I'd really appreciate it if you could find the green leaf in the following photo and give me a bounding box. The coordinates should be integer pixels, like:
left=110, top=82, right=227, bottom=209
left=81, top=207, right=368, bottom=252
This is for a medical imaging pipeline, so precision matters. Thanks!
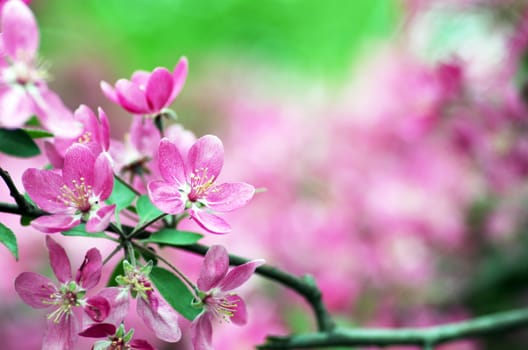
left=0, top=223, right=18, bottom=260
left=107, top=259, right=125, bottom=287
left=23, top=129, right=54, bottom=139
left=0, top=128, right=40, bottom=157
left=150, top=266, right=202, bottom=321
left=61, top=224, right=107, bottom=238
left=144, top=229, right=203, bottom=246
left=136, top=195, right=163, bottom=225
left=107, top=177, right=136, bottom=213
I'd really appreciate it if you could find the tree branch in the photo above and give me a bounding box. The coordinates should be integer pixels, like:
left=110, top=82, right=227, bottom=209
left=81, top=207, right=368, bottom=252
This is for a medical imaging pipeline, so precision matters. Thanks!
left=0, top=167, right=34, bottom=213
left=257, top=306, right=528, bottom=349
left=2, top=168, right=528, bottom=349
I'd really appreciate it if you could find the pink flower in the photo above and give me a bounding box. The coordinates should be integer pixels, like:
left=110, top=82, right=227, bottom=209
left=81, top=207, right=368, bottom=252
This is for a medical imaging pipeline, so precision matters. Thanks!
left=148, top=136, right=255, bottom=233
left=14, top=236, right=109, bottom=350
left=22, top=143, right=115, bottom=233
left=44, top=104, right=111, bottom=169
left=0, top=0, right=81, bottom=137
left=191, top=245, right=264, bottom=350
left=80, top=323, right=156, bottom=350
left=101, top=57, right=188, bottom=115
left=112, top=261, right=182, bottom=343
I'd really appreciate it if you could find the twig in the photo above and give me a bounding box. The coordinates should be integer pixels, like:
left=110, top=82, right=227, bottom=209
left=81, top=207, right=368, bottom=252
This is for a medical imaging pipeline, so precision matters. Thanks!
left=129, top=213, right=167, bottom=238
left=0, top=167, right=34, bottom=213
left=257, top=307, right=528, bottom=348
left=103, top=244, right=123, bottom=265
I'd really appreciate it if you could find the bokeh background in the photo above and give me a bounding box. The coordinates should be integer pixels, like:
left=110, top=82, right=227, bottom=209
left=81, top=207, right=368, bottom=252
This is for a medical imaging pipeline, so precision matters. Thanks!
left=3, top=0, right=528, bottom=349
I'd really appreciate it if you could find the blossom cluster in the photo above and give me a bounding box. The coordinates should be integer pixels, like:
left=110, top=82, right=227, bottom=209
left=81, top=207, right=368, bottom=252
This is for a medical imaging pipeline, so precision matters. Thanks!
left=0, top=1, right=264, bottom=349
left=1, top=0, right=528, bottom=348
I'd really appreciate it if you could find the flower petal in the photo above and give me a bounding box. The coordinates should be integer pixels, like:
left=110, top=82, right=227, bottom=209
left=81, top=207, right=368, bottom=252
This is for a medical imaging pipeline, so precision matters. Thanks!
left=100, top=80, right=119, bottom=104
left=92, top=152, right=114, bottom=200
left=22, top=168, right=66, bottom=212
left=197, top=245, right=229, bottom=291
left=115, top=79, right=149, bottom=114
left=46, top=236, right=72, bottom=283
left=227, top=294, right=247, bottom=326
left=130, top=339, right=156, bottom=350
left=165, top=123, right=196, bottom=157
left=130, top=115, right=160, bottom=155
left=98, top=107, right=111, bottom=151
left=14, top=272, right=57, bottom=309
left=137, top=294, right=181, bottom=342
left=42, top=315, right=78, bottom=350
left=130, top=70, right=150, bottom=86
left=31, top=214, right=80, bottom=234
left=219, top=259, right=264, bottom=291
left=206, top=182, right=255, bottom=212
left=191, top=313, right=213, bottom=350
left=86, top=204, right=115, bottom=233
left=33, top=88, right=83, bottom=138
left=84, top=295, right=110, bottom=323
left=78, top=323, right=116, bottom=338
left=94, top=287, right=130, bottom=326
left=73, top=104, right=107, bottom=155
left=75, top=247, right=102, bottom=289
left=2, top=0, right=39, bottom=60
left=190, top=208, right=231, bottom=234
left=187, top=135, right=224, bottom=181
left=146, top=67, right=174, bottom=112
left=147, top=180, right=185, bottom=214
left=157, top=138, right=186, bottom=185
left=169, top=57, right=188, bottom=103
left=62, top=143, right=96, bottom=188
left=44, top=141, right=65, bottom=169
left=0, top=86, right=34, bottom=128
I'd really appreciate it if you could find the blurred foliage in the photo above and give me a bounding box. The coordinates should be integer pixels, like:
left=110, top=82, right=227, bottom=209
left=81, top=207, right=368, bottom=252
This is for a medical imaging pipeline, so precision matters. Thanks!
left=34, top=0, right=398, bottom=79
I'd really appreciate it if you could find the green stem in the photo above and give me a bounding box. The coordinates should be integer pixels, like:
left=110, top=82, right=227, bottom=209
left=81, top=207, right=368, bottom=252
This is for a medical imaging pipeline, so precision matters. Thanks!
left=125, top=241, right=136, bottom=266
left=257, top=307, right=528, bottom=349
left=132, top=242, right=198, bottom=293
left=129, top=213, right=167, bottom=238
left=174, top=212, right=189, bottom=228
left=154, top=114, right=164, bottom=136
left=115, top=174, right=141, bottom=196
left=103, top=244, right=123, bottom=265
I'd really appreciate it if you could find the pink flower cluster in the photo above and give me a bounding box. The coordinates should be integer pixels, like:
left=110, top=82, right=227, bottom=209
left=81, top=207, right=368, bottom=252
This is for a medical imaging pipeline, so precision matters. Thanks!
left=3, top=1, right=261, bottom=349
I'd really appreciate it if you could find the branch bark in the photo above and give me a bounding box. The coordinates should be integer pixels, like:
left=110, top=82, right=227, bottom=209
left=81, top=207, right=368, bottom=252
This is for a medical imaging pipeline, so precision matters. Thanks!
left=257, top=307, right=528, bottom=349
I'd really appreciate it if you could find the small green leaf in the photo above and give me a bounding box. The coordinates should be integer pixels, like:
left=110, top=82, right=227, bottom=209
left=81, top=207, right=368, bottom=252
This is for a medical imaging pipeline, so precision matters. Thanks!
left=144, top=229, right=203, bottom=246
left=25, top=116, right=40, bottom=127
left=136, top=195, right=163, bottom=225
left=23, top=129, right=54, bottom=139
left=0, top=223, right=18, bottom=260
left=107, top=177, right=136, bottom=213
left=0, top=128, right=40, bottom=157
left=107, top=259, right=125, bottom=287
left=61, top=224, right=107, bottom=238
left=150, top=266, right=202, bottom=321
left=20, top=216, right=33, bottom=226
